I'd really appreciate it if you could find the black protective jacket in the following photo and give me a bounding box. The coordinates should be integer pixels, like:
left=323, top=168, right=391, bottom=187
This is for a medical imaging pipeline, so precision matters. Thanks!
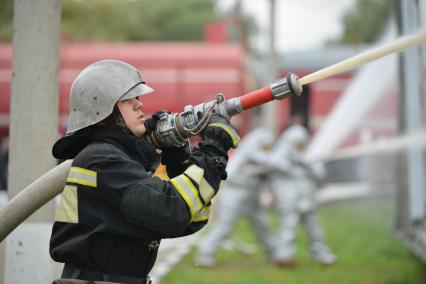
left=50, top=128, right=226, bottom=278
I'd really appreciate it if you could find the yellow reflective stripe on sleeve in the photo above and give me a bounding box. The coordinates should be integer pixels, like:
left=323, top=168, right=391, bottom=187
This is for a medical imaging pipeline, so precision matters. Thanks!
left=184, top=165, right=204, bottom=182
left=193, top=205, right=211, bottom=222
left=208, top=122, right=240, bottom=148
left=170, top=175, right=203, bottom=220
left=67, top=167, right=97, bottom=187
left=199, top=178, right=215, bottom=203
left=184, top=165, right=216, bottom=203
left=55, top=185, right=78, bottom=223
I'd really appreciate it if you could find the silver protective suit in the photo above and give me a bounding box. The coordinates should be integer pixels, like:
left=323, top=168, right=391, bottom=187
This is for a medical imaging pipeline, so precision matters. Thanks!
left=195, top=128, right=275, bottom=266
left=268, top=125, right=336, bottom=264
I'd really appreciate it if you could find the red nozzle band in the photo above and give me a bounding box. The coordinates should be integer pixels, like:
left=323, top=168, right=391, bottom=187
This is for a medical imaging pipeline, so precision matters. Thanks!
left=240, top=87, right=274, bottom=110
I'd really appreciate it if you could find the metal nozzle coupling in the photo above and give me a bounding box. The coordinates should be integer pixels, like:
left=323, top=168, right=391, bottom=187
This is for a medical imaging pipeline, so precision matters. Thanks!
left=270, top=72, right=303, bottom=100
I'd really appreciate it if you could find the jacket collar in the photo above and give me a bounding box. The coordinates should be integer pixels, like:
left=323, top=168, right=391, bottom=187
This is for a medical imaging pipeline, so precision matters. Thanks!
left=90, top=128, right=160, bottom=172
left=52, top=127, right=160, bottom=172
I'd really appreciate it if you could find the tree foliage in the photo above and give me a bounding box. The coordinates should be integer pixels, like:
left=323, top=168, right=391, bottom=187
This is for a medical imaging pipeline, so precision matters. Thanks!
left=62, top=0, right=218, bottom=41
left=336, top=0, right=396, bottom=44
left=0, top=0, right=219, bottom=42
left=0, top=0, right=13, bottom=41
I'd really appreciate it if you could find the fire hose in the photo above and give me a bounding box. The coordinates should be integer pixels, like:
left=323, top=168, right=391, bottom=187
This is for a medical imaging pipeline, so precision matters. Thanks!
left=0, top=29, right=425, bottom=242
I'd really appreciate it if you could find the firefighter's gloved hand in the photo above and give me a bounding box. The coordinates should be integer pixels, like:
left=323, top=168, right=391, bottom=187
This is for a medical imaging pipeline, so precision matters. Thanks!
left=161, top=140, right=191, bottom=167
left=161, top=141, right=192, bottom=178
left=201, top=114, right=240, bottom=151
left=144, top=110, right=171, bottom=134
left=194, top=114, right=239, bottom=182
left=190, top=145, right=228, bottom=183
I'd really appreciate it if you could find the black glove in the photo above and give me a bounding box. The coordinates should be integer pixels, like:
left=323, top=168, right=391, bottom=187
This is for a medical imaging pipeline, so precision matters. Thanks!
left=161, top=141, right=191, bottom=166
left=200, top=114, right=240, bottom=152
left=161, top=141, right=192, bottom=178
left=144, top=110, right=171, bottom=134
left=190, top=145, right=228, bottom=185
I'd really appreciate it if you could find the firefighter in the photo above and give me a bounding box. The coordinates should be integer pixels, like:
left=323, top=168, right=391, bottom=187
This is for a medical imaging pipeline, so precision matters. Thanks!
left=268, top=123, right=336, bottom=267
left=49, top=59, right=240, bottom=283
left=195, top=127, right=275, bottom=267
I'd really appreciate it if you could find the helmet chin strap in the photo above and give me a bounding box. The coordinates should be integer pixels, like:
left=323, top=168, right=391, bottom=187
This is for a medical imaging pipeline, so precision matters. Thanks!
left=103, top=106, right=135, bottom=137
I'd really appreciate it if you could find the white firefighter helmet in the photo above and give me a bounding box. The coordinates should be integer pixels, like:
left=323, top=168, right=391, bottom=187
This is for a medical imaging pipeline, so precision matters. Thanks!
left=67, top=59, right=154, bottom=134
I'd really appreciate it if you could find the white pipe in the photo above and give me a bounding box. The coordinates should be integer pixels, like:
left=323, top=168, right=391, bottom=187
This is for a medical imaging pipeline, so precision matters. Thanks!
left=327, top=132, right=426, bottom=161
left=0, top=160, right=71, bottom=242
left=298, top=29, right=426, bottom=86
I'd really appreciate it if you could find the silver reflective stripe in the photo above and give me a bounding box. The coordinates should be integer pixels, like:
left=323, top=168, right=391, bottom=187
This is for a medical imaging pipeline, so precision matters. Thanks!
left=67, top=167, right=97, bottom=187
left=170, top=175, right=203, bottom=219
left=184, top=165, right=216, bottom=203
left=174, top=176, right=202, bottom=212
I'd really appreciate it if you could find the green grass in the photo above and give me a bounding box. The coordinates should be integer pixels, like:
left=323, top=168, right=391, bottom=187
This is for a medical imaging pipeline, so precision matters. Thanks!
left=162, top=197, right=426, bottom=284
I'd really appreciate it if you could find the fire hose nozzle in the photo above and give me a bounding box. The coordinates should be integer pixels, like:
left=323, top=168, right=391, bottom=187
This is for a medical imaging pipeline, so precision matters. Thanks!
left=270, top=72, right=303, bottom=100
left=146, top=72, right=304, bottom=148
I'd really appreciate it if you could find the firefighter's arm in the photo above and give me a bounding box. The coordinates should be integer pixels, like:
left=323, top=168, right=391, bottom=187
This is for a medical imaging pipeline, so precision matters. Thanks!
left=167, top=114, right=240, bottom=227
left=90, top=149, right=189, bottom=237
left=118, top=114, right=239, bottom=237
left=118, top=151, right=223, bottom=237
left=168, top=114, right=240, bottom=233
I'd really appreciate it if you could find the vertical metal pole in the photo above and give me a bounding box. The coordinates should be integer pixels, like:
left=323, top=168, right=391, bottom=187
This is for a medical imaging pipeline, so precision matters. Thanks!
left=399, top=0, right=425, bottom=222
left=262, top=0, right=279, bottom=134
left=0, top=240, right=3, bottom=284
left=5, top=0, right=61, bottom=283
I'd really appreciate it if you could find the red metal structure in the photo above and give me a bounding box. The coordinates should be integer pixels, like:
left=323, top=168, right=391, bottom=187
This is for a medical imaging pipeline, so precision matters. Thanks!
left=0, top=43, right=392, bottom=146
left=0, top=42, right=246, bottom=138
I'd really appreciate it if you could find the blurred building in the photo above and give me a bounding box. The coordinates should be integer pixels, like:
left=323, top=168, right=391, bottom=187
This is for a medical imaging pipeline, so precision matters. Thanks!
left=0, top=37, right=391, bottom=149
left=0, top=41, right=249, bottom=138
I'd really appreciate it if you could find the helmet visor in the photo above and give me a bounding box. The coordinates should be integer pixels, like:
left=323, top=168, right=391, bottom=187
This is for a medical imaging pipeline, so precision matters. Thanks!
left=120, top=83, right=154, bottom=101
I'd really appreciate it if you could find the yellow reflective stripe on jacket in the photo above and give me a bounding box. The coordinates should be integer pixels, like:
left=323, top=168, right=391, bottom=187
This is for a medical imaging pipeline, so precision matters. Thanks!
left=170, top=175, right=203, bottom=220
left=193, top=205, right=211, bottom=222
left=184, top=165, right=216, bottom=203
left=208, top=122, right=240, bottom=148
left=55, top=185, right=78, bottom=223
left=67, top=167, right=97, bottom=187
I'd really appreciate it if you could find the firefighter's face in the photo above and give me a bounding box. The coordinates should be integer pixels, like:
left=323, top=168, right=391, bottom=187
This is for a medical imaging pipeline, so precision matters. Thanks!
left=116, top=96, right=146, bottom=138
